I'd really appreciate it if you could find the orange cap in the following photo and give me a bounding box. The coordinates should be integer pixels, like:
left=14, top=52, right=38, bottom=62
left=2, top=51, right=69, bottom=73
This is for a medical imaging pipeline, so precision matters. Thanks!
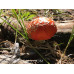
left=27, top=17, right=57, bottom=40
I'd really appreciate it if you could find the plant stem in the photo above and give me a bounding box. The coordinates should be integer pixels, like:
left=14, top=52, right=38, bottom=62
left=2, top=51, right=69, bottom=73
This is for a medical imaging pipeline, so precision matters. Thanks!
left=64, top=25, right=74, bottom=55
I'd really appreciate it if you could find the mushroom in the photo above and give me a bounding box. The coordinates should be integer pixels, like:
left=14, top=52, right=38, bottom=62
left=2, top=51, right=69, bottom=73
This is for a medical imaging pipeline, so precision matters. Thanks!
left=26, top=17, right=57, bottom=40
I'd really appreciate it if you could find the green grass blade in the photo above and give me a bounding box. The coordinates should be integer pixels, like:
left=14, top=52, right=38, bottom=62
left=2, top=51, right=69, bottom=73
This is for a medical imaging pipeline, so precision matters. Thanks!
left=0, top=9, right=50, bottom=64
left=0, top=17, right=26, bottom=39
left=64, top=25, right=74, bottom=55
left=22, top=12, right=30, bottom=18
left=11, top=9, right=28, bottom=40
left=18, top=9, right=29, bottom=40
left=26, top=14, right=36, bottom=21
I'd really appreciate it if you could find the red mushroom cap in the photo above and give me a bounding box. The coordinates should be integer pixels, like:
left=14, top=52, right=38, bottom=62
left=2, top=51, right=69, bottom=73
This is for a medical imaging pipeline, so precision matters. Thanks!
left=27, top=17, right=57, bottom=40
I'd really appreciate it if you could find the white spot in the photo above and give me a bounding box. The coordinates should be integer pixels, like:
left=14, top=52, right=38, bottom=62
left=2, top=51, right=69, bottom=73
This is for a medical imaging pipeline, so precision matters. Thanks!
left=39, top=17, right=48, bottom=23
left=34, top=21, right=36, bottom=24
left=36, top=23, right=39, bottom=25
left=51, top=22, right=54, bottom=25
left=39, top=21, right=42, bottom=23
left=47, top=21, right=50, bottom=24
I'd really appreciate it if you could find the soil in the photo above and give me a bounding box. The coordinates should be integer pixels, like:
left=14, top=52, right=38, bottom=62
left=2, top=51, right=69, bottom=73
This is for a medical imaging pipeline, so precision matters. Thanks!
left=0, top=9, right=74, bottom=64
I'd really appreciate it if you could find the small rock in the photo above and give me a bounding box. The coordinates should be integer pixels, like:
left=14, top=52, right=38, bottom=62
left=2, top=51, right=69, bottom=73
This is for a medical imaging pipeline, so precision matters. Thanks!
left=0, top=60, right=8, bottom=64
left=12, top=58, right=20, bottom=64
left=6, top=58, right=11, bottom=61
left=0, top=59, right=2, bottom=61
left=0, top=55, right=6, bottom=59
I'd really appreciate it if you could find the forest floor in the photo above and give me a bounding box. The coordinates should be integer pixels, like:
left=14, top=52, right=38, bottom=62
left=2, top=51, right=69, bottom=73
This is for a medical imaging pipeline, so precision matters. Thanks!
left=0, top=9, right=74, bottom=64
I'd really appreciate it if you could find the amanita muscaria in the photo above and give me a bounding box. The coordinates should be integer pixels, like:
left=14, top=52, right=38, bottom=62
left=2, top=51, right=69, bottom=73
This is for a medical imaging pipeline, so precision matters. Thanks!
left=26, top=17, right=57, bottom=40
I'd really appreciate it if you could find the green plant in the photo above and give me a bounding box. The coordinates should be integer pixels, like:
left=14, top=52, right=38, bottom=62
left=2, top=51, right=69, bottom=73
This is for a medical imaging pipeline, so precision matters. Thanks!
left=64, top=25, right=74, bottom=55
left=0, top=9, right=50, bottom=64
left=12, top=9, right=36, bottom=21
